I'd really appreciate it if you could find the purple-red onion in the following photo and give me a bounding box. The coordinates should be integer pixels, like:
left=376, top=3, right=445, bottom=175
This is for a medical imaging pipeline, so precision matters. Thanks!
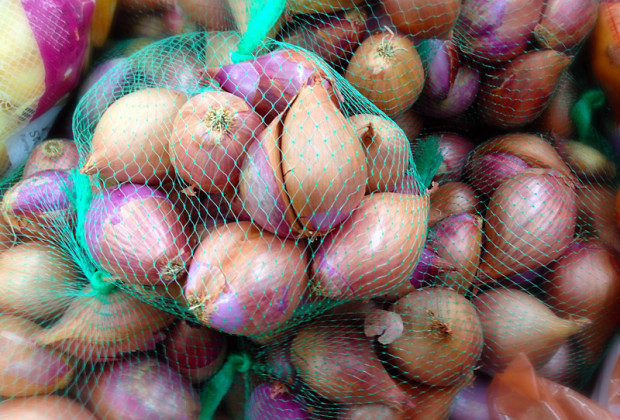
left=420, top=65, right=480, bottom=118
left=427, top=133, right=475, bottom=183
left=418, top=38, right=459, bottom=100
left=537, top=341, right=575, bottom=386
left=466, top=152, right=530, bottom=196
left=246, top=382, right=309, bottom=420
left=449, top=375, right=491, bottom=420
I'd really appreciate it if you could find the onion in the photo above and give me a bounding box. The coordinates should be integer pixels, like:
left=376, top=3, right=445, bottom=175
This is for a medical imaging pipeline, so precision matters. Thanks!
left=291, top=323, right=414, bottom=409
left=365, top=288, right=483, bottom=386
left=312, top=192, right=429, bottom=300
left=382, top=0, right=461, bottom=39
left=1, top=170, right=74, bottom=239
left=285, top=0, right=364, bottom=16
left=22, top=139, right=79, bottom=178
left=36, top=286, right=174, bottom=362
left=455, top=0, right=546, bottom=63
left=339, top=404, right=399, bottom=420
left=417, top=38, right=460, bottom=101
left=210, top=49, right=325, bottom=122
left=246, top=382, right=309, bottom=420
left=477, top=50, right=572, bottom=128
left=537, top=341, right=575, bottom=386
left=544, top=241, right=620, bottom=364
left=345, top=31, right=425, bottom=117
left=420, top=65, right=481, bottom=119
left=473, top=288, right=589, bottom=374
left=0, top=242, right=80, bottom=321
left=428, top=133, right=475, bottom=184
left=429, top=182, right=481, bottom=225
left=84, top=184, right=192, bottom=285
left=534, top=0, right=598, bottom=52
left=449, top=374, right=491, bottom=420
left=205, top=31, right=241, bottom=67
left=0, top=396, right=96, bottom=419
left=0, top=314, right=75, bottom=397
left=80, top=356, right=201, bottom=420
left=184, top=221, right=308, bottom=336
left=170, top=90, right=264, bottom=194
left=266, top=341, right=299, bottom=388
left=282, top=8, right=368, bottom=65
left=117, top=0, right=174, bottom=11
left=0, top=221, right=16, bottom=252
left=349, top=114, right=411, bottom=193
left=478, top=168, right=577, bottom=280
left=535, top=74, right=577, bottom=137
left=465, top=152, right=530, bottom=197
left=576, top=186, right=620, bottom=251
left=557, top=139, right=617, bottom=182
left=81, top=87, right=188, bottom=184
left=392, top=109, right=424, bottom=142
left=428, top=213, right=483, bottom=292
left=152, top=52, right=215, bottom=96
left=177, top=0, right=235, bottom=30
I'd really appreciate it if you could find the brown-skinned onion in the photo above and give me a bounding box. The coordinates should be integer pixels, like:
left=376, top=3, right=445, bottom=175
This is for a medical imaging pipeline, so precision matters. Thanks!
left=429, top=182, right=481, bottom=225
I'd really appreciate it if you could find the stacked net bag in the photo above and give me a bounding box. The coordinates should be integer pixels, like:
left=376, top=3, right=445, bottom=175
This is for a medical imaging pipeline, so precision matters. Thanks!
left=0, top=0, right=619, bottom=419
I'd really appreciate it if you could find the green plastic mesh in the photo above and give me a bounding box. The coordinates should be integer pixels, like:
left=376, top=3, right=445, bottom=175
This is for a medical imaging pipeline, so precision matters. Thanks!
left=0, top=0, right=619, bottom=419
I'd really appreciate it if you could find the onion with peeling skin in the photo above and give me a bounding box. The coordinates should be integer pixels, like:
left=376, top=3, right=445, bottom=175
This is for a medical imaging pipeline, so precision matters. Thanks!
left=577, top=185, right=620, bottom=251
left=0, top=314, right=75, bottom=397
left=366, top=288, right=483, bottom=387
left=170, top=90, right=265, bottom=194
left=382, top=0, right=462, bottom=39
left=429, top=182, right=481, bottom=226
left=429, top=133, right=474, bottom=184
left=473, top=288, right=589, bottom=375
left=84, top=184, right=192, bottom=285
left=312, top=192, right=429, bottom=300
left=22, top=139, right=79, bottom=179
left=534, top=0, right=598, bottom=52
left=420, top=65, right=481, bottom=119
left=184, top=221, right=308, bottom=336
left=81, top=87, right=188, bottom=185
left=417, top=38, right=460, bottom=101
left=478, top=169, right=577, bottom=281
left=0, top=396, right=96, bottom=419
left=36, top=286, right=174, bottom=362
left=477, top=50, right=572, bottom=128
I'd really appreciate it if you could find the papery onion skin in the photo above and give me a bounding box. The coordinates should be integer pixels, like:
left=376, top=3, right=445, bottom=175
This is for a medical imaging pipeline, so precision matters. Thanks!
left=346, top=31, right=425, bottom=117
left=81, top=87, right=187, bottom=184
left=382, top=0, right=462, bottom=39
left=474, top=288, right=588, bottom=374
left=0, top=314, right=75, bottom=397
left=429, top=181, right=481, bottom=225
left=291, top=323, right=414, bottom=409
left=535, top=74, right=577, bottom=138
left=162, top=320, right=228, bottom=383
left=349, top=114, right=411, bottom=193
left=0, top=396, right=96, bottom=419
left=384, top=288, right=483, bottom=386
left=455, top=0, right=545, bottom=63
left=449, top=374, right=491, bottom=420
left=577, top=185, right=620, bottom=251
left=246, top=382, right=309, bottom=420
left=312, top=192, right=429, bottom=300
left=84, top=184, right=192, bottom=285
left=420, top=65, right=481, bottom=119
left=81, top=356, right=201, bottom=420
left=429, top=133, right=475, bottom=184
left=534, top=0, right=598, bottom=52
left=22, top=139, right=79, bottom=179
left=478, top=169, right=577, bottom=280
left=465, top=152, right=530, bottom=197
left=170, top=90, right=264, bottom=194
left=477, top=50, right=572, bottom=128
left=184, top=221, right=308, bottom=336
left=418, top=38, right=459, bottom=101
left=0, top=242, right=80, bottom=321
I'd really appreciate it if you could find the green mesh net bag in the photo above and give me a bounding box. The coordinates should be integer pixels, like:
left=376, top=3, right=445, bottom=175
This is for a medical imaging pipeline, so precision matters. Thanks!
left=1, top=0, right=620, bottom=419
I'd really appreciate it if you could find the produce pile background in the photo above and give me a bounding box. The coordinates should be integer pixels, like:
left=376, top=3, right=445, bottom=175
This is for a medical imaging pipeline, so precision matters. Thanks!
left=0, top=0, right=619, bottom=419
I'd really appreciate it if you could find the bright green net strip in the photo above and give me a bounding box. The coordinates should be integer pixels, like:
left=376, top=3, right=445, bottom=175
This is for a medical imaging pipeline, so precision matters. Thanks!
left=231, top=0, right=287, bottom=63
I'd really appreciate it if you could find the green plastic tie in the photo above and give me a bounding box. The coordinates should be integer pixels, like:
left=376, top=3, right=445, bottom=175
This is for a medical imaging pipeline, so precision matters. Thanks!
left=199, top=352, right=253, bottom=420
left=571, top=89, right=608, bottom=148
left=412, top=135, right=442, bottom=191
left=230, top=0, right=286, bottom=63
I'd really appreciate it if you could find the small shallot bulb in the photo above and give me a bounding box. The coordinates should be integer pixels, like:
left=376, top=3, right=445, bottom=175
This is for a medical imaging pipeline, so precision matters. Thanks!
left=382, top=0, right=462, bottom=39
left=534, top=0, right=598, bottom=52
left=346, top=31, right=425, bottom=117
left=22, top=139, right=79, bottom=178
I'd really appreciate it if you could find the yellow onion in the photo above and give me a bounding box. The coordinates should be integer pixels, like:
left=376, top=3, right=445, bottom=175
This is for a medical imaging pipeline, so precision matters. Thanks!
left=474, top=288, right=589, bottom=375
left=346, top=31, right=425, bottom=117
left=36, top=287, right=175, bottom=362
left=312, top=192, right=429, bottom=300
left=577, top=185, right=620, bottom=251
left=365, top=288, right=483, bottom=387
left=478, top=168, right=577, bottom=280
left=534, top=0, right=598, bottom=52
left=349, top=114, right=412, bottom=193
left=429, top=181, right=481, bottom=225
left=557, top=139, right=617, bottom=182
left=184, top=221, right=308, bottom=336
left=382, top=0, right=461, bottom=39
left=0, top=314, right=75, bottom=397
left=0, top=242, right=80, bottom=321
left=81, top=88, right=188, bottom=184
left=477, top=50, right=572, bottom=128
left=0, top=396, right=95, bottom=419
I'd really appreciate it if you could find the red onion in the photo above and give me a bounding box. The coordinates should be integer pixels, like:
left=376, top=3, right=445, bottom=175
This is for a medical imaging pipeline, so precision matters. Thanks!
left=478, top=168, right=577, bottom=281
left=0, top=396, right=96, bottom=419
left=246, top=382, right=309, bottom=420
left=535, top=73, right=577, bottom=137
left=426, top=133, right=475, bottom=184
left=382, top=0, right=462, bottom=39
left=1, top=170, right=74, bottom=238
left=84, top=184, right=192, bottom=285
left=455, top=0, right=546, bottom=62
left=449, top=374, right=491, bottom=420
left=162, top=320, right=228, bottom=383
left=577, top=185, right=620, bottom=251
left=429, top=182, right=481, bottom=225
left=22, top=139, right=79, bottom=178
left=418, top=38, right=460, bottom=101
left=184, top=221, right=308, bottom=336
left=534, top=0, right=598, bottom=52
left=170, top=90, right=264, bottom=194
left=266, top=341, right=299, bottom=388
left=80, top=356, right=201, bottom=420
left=477, top=50, right=572, bottom=128
left=537, top=341, right=575, bottom=386
left=465, top=152, right=530, bottom=197
left=474, top=288, right=589, bottom=375
left=392, top=109, right=424, bottom=142
left=291, top=323, right=414, bottom=409
left=420, top=65, right=481, bottom=118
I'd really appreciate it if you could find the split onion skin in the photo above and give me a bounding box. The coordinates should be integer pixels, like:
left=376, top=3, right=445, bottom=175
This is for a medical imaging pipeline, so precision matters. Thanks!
left=534, top=0, right=598, bottom=53
left=346, top=31, right=425, bottom=117
left=0, top=396, right=96, bottom=419
left=0, top=314, right=75, bottom=397
left=170, top=90, right=265, bottom=194
left=81, top=87, right=188, bottom=184
left=312, top=192, right=429, bottom=300
left=382, top=0, right=462, bottom=39
left=429, top=182, right=481, bottom=226
left=84, top=184, right=192, bottom=285
left=22, top=139, right=79, bottom=179
left=184, top=221, right=308, bottom=336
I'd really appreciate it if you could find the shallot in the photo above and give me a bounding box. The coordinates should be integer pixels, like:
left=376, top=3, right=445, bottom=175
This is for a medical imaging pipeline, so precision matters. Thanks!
left=22, top=139, right=79, bottom=178
left=246, top=382, right=309, bottom=420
